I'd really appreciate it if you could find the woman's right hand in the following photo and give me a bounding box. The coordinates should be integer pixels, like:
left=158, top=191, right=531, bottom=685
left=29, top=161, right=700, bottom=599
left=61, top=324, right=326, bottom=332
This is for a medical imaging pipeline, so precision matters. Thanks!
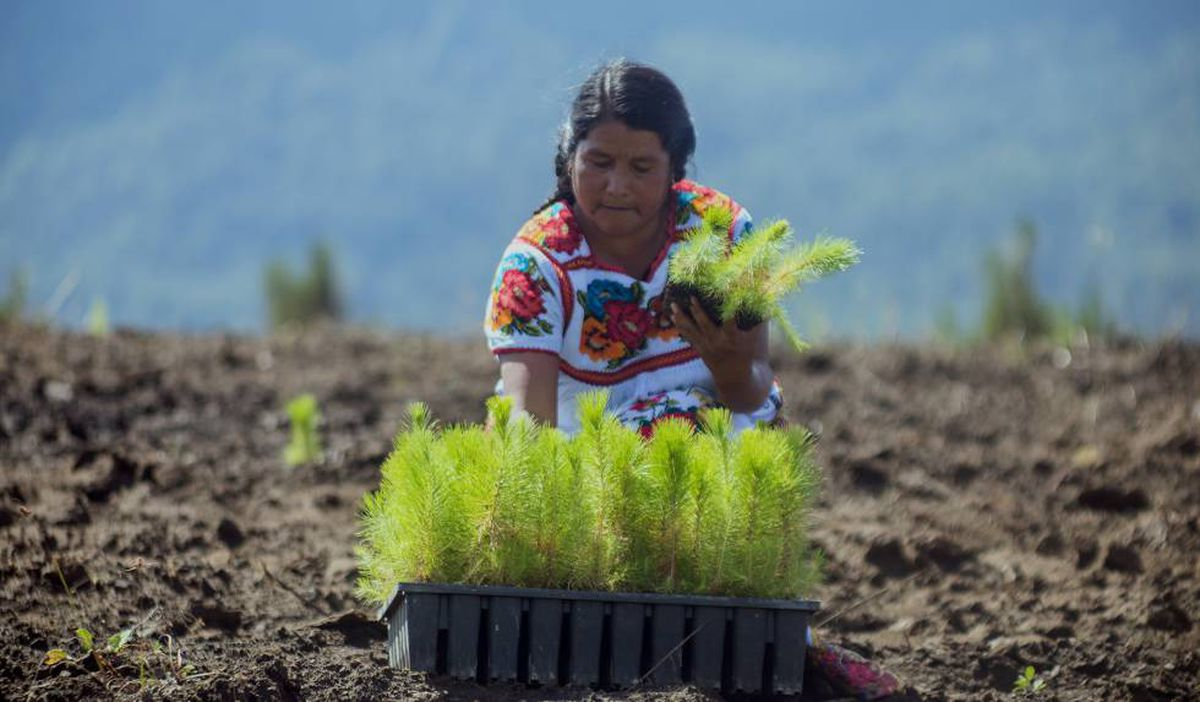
left=498, top=352, right=560, bottom=427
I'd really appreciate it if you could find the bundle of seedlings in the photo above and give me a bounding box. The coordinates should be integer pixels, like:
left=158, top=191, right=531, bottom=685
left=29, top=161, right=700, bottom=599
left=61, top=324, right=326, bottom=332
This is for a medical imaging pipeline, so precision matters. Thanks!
left=666, top=205, right=860, bottom=350
left=356, top=393, right=822, bottom=604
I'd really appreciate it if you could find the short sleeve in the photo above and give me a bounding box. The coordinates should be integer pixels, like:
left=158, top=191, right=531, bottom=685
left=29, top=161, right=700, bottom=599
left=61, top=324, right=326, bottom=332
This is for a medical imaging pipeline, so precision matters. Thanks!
left=484, top=242, right=564, bottom=356
left=730, top=205, right=754, bottom=246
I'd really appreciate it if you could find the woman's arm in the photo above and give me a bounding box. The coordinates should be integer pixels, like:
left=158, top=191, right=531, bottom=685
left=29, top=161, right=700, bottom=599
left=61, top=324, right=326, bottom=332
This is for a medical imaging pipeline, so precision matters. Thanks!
left=499, top=352, right=560, bottom=426
left=671, top=298, right=773, bottom=413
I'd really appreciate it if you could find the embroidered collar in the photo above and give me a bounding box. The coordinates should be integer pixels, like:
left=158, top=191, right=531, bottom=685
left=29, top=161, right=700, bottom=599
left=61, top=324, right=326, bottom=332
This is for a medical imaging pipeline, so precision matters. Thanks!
left=520, top=179, right=737, bottom=281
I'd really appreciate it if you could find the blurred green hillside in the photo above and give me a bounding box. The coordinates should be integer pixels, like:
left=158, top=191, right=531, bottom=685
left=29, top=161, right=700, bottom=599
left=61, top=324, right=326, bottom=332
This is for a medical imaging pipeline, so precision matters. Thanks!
left=1, top=1, right=1197, bottom=338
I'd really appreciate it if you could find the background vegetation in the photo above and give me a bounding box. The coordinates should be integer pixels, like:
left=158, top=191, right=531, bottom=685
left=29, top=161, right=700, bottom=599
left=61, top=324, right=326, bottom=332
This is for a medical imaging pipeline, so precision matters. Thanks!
left=2, top=1, right=1196, bottom=339
left=263, top=241, right=342, bottom=328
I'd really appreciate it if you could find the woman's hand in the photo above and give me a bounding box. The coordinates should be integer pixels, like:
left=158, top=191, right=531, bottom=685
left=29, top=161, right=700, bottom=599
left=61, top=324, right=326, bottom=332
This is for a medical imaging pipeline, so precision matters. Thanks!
left=671, top=297, right=773, bottom=413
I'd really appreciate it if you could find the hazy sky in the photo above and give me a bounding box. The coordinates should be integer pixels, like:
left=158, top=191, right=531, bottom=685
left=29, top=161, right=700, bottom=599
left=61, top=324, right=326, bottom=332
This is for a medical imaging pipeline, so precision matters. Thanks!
left=2, top=1, right=1198, bottom=336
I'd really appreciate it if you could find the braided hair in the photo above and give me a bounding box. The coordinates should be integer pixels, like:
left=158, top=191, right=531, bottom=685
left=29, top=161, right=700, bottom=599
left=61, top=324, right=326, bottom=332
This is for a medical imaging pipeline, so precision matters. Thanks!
left=533, top=59, right=696, bottom=214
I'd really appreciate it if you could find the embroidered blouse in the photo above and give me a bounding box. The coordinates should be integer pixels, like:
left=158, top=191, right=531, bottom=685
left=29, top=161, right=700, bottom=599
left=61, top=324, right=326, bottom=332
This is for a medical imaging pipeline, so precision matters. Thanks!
left=484, top=179, right=783, bottom=436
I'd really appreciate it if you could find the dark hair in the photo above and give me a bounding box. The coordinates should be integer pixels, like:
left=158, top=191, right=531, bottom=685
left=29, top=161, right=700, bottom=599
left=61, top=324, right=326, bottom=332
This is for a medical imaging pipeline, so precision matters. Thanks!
left=534, top=59, right=696, bottom=214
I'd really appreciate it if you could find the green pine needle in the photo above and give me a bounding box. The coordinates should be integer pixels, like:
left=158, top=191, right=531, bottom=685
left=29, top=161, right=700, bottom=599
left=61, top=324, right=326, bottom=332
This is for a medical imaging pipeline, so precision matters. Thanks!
left=356, top=395, right=822, bottom=603
left=667, top=205, right=860, bottom=351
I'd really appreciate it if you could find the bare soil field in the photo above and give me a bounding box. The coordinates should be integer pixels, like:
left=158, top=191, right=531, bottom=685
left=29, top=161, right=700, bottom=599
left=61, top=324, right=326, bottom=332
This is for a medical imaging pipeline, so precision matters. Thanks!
left=1, top=323, right=1197, bottom=701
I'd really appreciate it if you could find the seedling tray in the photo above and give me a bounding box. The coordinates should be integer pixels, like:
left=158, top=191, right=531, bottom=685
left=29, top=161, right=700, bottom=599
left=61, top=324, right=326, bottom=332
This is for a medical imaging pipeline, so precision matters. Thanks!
left=378, top=582, right=819, bottom=694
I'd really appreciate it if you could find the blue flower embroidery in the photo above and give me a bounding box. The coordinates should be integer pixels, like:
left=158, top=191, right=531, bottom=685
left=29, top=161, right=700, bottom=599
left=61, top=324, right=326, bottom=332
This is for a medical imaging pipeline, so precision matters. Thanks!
left=583, top=279, right=637, bottom=319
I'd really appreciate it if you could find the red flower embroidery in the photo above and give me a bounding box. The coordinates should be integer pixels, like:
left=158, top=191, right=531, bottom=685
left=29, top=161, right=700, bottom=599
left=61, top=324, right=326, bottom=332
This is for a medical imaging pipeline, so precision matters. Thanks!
left=639, top=410, right=698, bottom=439
left=542, top=213, right=581, bottom=254
left=630, top=392, right=668, bottom=412
left=518, top=205, right=583, bottom=255
left=603, top=300, right=652, bottom=349
left=497, top=268, right=545, bottom=321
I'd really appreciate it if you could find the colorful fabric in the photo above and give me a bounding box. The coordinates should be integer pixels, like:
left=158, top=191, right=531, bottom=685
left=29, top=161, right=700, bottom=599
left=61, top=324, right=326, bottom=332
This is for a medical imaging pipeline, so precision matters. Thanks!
left=806, top=634, right=903, bottom=701
left=484, top=180, right=781, bottom=436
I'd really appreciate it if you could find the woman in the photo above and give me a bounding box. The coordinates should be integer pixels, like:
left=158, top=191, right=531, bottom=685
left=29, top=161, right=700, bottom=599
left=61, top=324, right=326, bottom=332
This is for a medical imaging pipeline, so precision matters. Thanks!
left=484, top=59, right=910, bottom=701
left=485, top=59, right=781, bottom=438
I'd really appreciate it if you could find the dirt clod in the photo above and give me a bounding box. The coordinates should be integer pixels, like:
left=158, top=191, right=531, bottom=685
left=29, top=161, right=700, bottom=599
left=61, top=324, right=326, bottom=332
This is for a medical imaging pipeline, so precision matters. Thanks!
left=1102, top=544, right=1144, bottom=573
left=1147, top=602, right=1192, bottom=632
left=307, top=610, right=387, bottom=647
left=914, top=535, right=973, bottom=572
left=865, top=537, right=915, bottom=578
left=849, top=460, right=890, bottom=494
left=191, top=601, right=244, bottom=632
left=1077, top=485, right=1150, bottom=513
left=217, top=517, right=246, bottom=549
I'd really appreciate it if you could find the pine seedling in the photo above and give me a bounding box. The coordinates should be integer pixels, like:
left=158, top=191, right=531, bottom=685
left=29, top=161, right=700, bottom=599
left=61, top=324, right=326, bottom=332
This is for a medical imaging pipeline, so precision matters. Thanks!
left=766, top=427, right=823, bottom=596
left=439, top=424, right=500, bottom=581
left=356, top=396, right=824, bottom=603
left=721, top=426, right=821, bottom=597
left=765, top=235, right=862, bottom=294
left=668, top=207, right=736, bottom=323
left=726, top=427, right=781, bottom=595
left=573, top=390, right=649, bottom=589
left=463, top=396, right=543, bottom=585
left=670, top=233, right=726, bottom=292
left=643, top=417, right=697, bottom=591
left=355, top=402, right=470, bottom=602
left=667, top=204, right=860, bottom=351
left=526, top=428, right=589, bottom=587
left=671, top=208, right=732, bottom=295
left=283, top=393, right=322, bottom=466
left=714, top=219, right=794, bottom=320
left=689, top=407, right=736, bottom=593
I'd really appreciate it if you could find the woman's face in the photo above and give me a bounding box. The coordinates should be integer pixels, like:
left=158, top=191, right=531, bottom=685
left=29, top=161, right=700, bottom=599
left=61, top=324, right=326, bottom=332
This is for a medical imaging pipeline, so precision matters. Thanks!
left=570, top=120, right=673, bottom=244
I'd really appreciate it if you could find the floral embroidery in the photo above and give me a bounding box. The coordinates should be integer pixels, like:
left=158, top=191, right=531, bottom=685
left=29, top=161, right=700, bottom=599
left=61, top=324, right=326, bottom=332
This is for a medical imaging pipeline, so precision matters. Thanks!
left=574, top=282, right=679, bottom=365
left=674, top=180, right=735, bottom=227
left=629, top=392, right=668, bottom=412
left=623, top=391, right=702, bottom=438
left=582, top=279, right=635, bottom=317
left=639, top=410, right=698, bottom=439
left=807, top=638, right=902, bottom=699
left=518, top=202, right=582, bottom=254
left=645, top=292, right=679, bottom=341
left=489, top=252, right=555, bottom=336
left=603, top=300, right=653, bottom=348
left=581, top=317, right=626, bottom=361
left=577, top=279, right=665, bottom=367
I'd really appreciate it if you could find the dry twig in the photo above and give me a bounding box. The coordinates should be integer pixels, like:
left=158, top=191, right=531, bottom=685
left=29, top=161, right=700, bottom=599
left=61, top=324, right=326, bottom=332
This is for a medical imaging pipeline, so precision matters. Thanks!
left=814, top=572, right=921, bottom=629
left=259, top=561, right=328, bottom=614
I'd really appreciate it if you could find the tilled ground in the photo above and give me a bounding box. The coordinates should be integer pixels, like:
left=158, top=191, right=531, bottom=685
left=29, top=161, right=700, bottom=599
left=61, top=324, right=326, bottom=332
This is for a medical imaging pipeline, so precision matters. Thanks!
left=1, top=323, right=1197, bottom=701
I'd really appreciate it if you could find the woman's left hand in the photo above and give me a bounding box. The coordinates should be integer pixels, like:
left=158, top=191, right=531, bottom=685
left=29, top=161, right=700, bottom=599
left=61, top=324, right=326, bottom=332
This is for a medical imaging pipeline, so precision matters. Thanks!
left=670, top=297, right=773, bottom=413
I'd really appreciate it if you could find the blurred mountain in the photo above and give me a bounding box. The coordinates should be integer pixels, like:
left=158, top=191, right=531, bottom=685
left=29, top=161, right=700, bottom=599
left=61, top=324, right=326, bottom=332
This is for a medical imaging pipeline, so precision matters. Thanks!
left=2, top=0, right=1198, bottom=337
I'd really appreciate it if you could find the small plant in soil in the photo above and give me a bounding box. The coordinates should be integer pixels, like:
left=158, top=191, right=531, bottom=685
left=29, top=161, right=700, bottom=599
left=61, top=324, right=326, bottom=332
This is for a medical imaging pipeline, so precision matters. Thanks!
left=356, top=393, right=822, bottom=604
left=42, top=626, right=203, bottom=693
left=666, top=205, right=860, bottom=351
left=1012, top=665, right=1046, bottom=696
left=283, top=393, right=322, bottom=466
left=87, top=298, right=110, bottom=336
left=0, top=266, right=28, bottom=324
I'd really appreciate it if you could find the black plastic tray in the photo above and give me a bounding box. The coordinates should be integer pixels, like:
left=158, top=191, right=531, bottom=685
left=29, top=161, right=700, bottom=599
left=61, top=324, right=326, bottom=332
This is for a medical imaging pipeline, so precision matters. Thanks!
left=378, top=582, right=819, bottom=694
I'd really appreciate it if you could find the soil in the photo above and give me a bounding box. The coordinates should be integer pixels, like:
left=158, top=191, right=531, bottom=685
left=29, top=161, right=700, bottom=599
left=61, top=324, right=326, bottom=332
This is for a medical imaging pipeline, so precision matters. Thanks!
left=1, top=322, right=1197, bottom=701
left=663, top=284, right=761, bottom=331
